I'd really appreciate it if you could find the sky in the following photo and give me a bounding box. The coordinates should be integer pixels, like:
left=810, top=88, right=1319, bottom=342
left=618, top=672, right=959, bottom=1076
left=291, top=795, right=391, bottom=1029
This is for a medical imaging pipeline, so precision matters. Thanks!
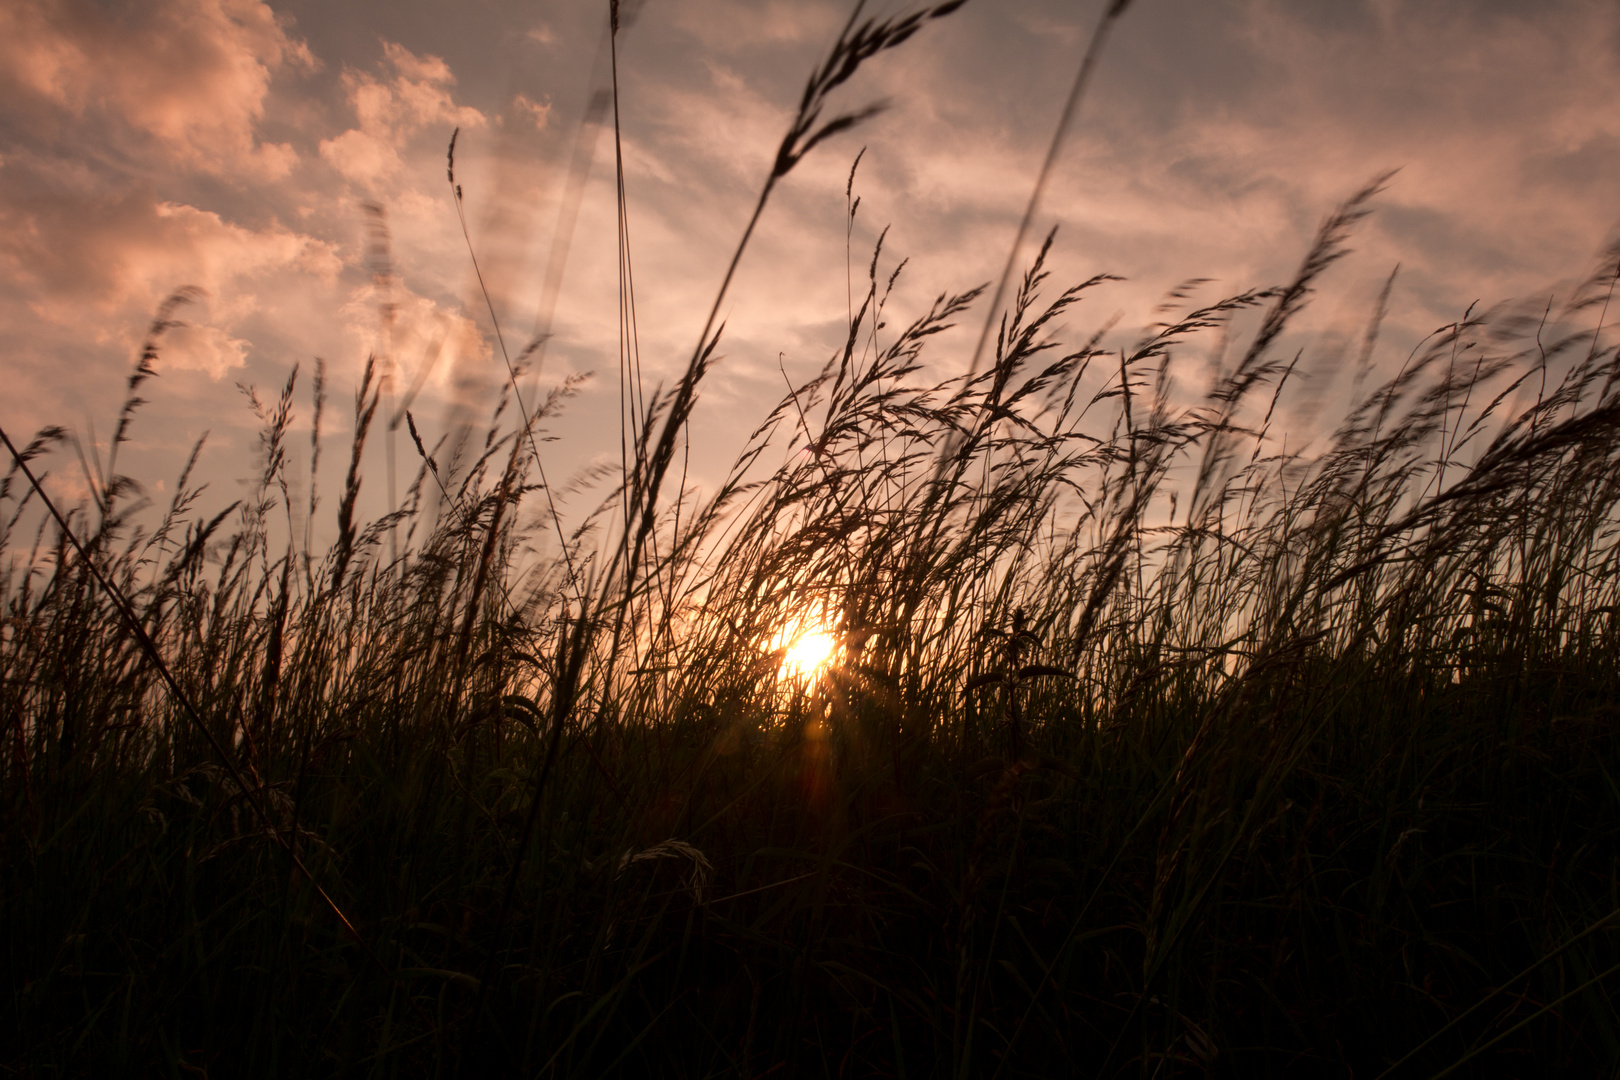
left=2, top=0, right=1618, bottom=546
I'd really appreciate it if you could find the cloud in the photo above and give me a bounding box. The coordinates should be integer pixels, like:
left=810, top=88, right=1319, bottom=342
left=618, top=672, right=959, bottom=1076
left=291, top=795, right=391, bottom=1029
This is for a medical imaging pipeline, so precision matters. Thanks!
left=0, top=177, right=339, bottom=323
left=319, top=42, right=488, bottom=191
left=339, top=277, right=494, bottom=411
left=511, top=94, right=552, bottom=132
left=4, top=0, right=1618, bottom=528
left=0, top=0, right=314, bottom=175
left=164, top=320, right=252, bottom=380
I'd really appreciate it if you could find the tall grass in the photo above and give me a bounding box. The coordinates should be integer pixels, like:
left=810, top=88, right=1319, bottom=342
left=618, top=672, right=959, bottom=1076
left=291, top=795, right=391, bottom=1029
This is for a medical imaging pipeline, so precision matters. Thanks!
left=8, top=4, right=1620, bottom=1076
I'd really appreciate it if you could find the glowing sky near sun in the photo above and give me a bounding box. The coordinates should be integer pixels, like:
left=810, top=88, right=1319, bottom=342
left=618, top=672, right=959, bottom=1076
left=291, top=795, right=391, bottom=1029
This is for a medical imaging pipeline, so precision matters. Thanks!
left=2, top=0, right=1617, bottom=539
left=780, top=625, right=837, bottom=681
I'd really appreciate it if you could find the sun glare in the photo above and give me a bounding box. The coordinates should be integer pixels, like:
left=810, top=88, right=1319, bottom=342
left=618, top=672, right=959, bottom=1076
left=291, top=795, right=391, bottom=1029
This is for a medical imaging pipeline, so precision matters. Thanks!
left=779, top=626, right=836, bottom=680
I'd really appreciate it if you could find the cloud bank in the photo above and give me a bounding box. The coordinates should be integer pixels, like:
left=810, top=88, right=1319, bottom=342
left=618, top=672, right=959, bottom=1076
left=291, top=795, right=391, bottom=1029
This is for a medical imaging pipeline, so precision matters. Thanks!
left=0, top=0, right=1616, bottom=538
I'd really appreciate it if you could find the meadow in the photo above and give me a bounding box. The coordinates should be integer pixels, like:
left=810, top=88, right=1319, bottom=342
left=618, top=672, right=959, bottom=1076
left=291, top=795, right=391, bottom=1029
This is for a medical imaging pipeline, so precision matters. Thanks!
left=7, top=3, right=1620, bottom=1076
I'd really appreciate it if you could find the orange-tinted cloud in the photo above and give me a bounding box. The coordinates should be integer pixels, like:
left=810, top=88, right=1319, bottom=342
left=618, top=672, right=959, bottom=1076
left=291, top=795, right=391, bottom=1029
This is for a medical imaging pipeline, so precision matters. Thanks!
left=0, top=0, right=312, bottom=175
left=320, top=42, right=487, bottom=191
left=2, top=0, right=1618, bottom=532
left=0, top=189, right=337, bottom=319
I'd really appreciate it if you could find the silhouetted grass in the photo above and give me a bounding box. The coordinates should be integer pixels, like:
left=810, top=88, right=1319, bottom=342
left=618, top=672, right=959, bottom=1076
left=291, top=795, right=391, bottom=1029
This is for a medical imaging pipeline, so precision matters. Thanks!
left=7, top=4, right=1620, bottom=1077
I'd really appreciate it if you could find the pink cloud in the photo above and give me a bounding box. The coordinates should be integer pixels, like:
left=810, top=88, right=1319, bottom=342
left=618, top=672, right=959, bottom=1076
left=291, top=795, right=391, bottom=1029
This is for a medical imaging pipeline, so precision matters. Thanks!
left=319, top=42, right=487, bottom=191
left=163, top=320, right=252, bottom=380
left=0, top=0, right=313, bottom=175
left=3, top=0, right=1617, bottom=540
left=511, top=94, right=552, bottom=133
left=339, top=277, right=495, bottom=413
left=0, top=189, right=338, bottom=323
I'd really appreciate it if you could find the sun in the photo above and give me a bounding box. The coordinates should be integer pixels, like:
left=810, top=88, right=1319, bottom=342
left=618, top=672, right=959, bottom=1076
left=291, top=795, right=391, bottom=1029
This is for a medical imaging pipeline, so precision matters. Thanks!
left=778, top=624, right=837, bottom=681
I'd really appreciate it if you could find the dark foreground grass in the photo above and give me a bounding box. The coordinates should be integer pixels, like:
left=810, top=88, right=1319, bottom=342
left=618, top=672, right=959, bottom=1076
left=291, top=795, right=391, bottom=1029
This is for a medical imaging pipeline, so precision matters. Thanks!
left=8, top=5, right=1620, bottom=1077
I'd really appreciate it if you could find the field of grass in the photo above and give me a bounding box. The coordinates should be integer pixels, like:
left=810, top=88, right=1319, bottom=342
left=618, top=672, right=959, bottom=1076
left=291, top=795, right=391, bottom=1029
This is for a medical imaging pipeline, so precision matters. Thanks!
left=8, top=4, right=1620, bottom=1076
